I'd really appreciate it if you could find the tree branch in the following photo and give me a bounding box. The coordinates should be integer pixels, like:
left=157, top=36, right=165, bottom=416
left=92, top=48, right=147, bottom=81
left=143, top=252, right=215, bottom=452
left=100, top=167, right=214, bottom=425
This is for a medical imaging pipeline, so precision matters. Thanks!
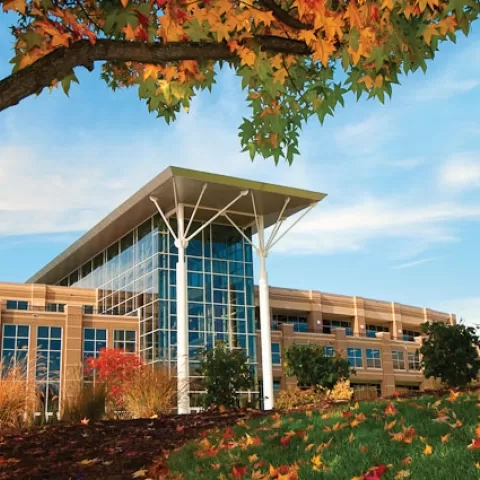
left=258, top=0, right=313, bottom=30
left=0, top=36, right=311, bottom=112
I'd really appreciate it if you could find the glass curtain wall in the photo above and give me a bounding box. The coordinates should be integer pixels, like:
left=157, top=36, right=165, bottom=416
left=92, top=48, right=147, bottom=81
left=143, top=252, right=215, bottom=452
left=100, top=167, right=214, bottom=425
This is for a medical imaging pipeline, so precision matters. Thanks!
left=60, top=213, right=258, bottom=405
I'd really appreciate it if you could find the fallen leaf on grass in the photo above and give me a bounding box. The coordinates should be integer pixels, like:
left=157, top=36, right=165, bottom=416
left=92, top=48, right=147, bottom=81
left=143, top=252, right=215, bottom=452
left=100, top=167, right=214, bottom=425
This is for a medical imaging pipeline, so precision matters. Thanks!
left=394, top=470, right=410, bottom=479
left=441, top=434, right=450, bottom=443
left=468, top=439, right=480, bottom=450
left=422, top=444, right=433, bottom=455
left=401, top=457, right=412, bottom=464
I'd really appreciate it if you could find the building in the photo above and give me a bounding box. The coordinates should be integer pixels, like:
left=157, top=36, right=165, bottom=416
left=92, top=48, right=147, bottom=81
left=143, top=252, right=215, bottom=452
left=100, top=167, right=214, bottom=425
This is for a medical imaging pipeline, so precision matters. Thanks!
left=0, top=167, right=455, bottom=415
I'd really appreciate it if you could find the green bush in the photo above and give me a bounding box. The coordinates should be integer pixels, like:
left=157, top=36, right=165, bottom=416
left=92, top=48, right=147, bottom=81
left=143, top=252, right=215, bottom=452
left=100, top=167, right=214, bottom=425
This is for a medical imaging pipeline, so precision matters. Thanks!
left=284, top=344, right=353, bottom=389
left=197, top=342, right=254, bottom=410
left=420, top=321, right=480, bottom=388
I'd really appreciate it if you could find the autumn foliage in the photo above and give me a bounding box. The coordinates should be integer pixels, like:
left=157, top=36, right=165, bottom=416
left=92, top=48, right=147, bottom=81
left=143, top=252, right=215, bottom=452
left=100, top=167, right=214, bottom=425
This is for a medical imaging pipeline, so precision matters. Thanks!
left=85, top=347, right=143, bottom=409
left=1, top=0, right=479, bottom=162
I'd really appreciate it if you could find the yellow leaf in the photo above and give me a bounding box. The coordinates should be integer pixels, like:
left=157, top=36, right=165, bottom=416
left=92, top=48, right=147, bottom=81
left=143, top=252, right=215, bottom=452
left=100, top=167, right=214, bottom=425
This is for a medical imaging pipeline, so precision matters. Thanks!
left=381, top=0, right=394, bottom=10
left=248, top=454, right=259, bottom=464
left=143, top=64, right=161, bottom=81
left=348, top=432, right=355, bottom=443
left=394, top=471, right=410, bottom=479
left=305, top=443, right=315, bottom=452
left=441, top=434, right=450, bottom=443
left=475, top=463, right=480, bottom=469
left=214, top=23, right=231, bottom=42
left=350, top=419, right=359, bottom=428
left=273, top=68, right=288, bottom=85
left=123, top=24, right=137, bottom=41
left=238, top=47, right=256, bottom=67
left=423, top=23, right=438, bottom=45
left=311, top=454, right=323, bottom=469
left=385, top=419, right=397, bottom=430
left=312, top=39, right=336, bottom=67
left=2, top=0, right=26, bottom=14
left=422, top=444, right=433, bottom=455
left=299, top=30, right=317, bottom=47
left=132, top=469, right=147, bottom=478
left=78, top=458, right=100, bottom=465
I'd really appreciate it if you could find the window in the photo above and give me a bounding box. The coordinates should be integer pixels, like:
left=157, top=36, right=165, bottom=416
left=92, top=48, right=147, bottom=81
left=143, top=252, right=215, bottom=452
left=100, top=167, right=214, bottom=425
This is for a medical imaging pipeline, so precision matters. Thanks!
left=347, top=347, right=362, bottom=367
left=36, top=326, right=62, bottom=416
left=46, top=303, right=65, bottom=313
left=408, top=350, right=421, bottom=370
left=323, top=320, right=352, bottom=336
left=5, top=300, right=28, bottom=310
left=366, top=324, right=389, bottom=338
left=366, top=348, right=381, bottom=368
left=324, top=345, right=334, bottom=357
left=396, top=384, right=420, bottom=392
left=273, top=379, right=281, bottom=392
left=271, top=343, right=281, bottom=365
left=392, top=350, right=405, bottom=369
left=402, top=329, right=420, bottom=342
left=83, top=328, right=107, bottom=360
left=83, top=305, right=94, bottom=314
left=272, top=314, right=308, bottom=333
left=1, top=324, right=29, bottom=373
left=114, top=330, right=136, bottom=352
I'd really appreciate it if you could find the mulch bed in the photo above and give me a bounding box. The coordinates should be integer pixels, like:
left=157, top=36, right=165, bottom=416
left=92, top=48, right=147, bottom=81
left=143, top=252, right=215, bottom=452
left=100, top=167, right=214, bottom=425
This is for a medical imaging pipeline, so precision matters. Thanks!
left=0, top=410, right=273, bottom=480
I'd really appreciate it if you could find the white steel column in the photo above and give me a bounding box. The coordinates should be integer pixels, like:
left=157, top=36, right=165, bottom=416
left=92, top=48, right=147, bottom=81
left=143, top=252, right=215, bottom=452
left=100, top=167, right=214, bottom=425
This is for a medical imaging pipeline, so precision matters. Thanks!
left=175, top=203, right=190, bottom=414
left=257, top=215, right=274, bottom=411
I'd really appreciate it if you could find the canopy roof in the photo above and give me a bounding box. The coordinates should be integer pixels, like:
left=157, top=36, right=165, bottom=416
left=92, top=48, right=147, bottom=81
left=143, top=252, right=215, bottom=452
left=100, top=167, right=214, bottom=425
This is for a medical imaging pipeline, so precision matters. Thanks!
left=28, top=166, right=327, bottom=284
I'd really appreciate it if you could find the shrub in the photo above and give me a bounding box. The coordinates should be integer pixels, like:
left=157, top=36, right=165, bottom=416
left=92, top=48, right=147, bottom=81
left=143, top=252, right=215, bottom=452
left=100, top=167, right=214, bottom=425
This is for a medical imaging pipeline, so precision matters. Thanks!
left=123, top=364, right=176, bottom=418
left=420, top=321, right=480, bottom=388
left=0, top=359, right=37, bottom=432
left=197, top=342, right=254, bottom=410
left=62, top=382, right=108, bottom=422
left=284, top=344, right=353, bottom=390
left=275, top=387, right=327, bottom=410
left=84, top=348, right=143, bottom=409
left=327, top=379, right=354, bottom=402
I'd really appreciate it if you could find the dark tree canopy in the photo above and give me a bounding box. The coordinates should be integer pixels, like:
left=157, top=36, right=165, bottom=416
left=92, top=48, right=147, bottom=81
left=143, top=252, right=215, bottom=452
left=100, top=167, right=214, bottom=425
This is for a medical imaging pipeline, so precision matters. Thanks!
left=284, top=344, right=352, bottom=389
left=420, top=321, right=480, bottom=388
left=0, top=0, right=479, bottom=162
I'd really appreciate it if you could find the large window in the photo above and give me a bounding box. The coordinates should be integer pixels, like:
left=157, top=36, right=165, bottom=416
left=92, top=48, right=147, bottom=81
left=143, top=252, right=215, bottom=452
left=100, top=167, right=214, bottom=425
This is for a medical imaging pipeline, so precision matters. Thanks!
left=392, top=350, right=405, bottom=370
left=408, top=350, right=421, bottom=370
left=83, top=328, right=107, bottom=359
left=323, top=320, right=352, bottom=336
left=271, top=343, right=281, bottom=365
left=36, top=326, right=62, bottom=416
left=46, top=303, right=65, bottom=313
left=114, top=330, right=136, bottom=352
left=366, top=348, right=381, bottom=368
left=402, top=329, right=421, bottom=342
left=272, top=314, right=308, bottom=333
left=1, top=324, right=29, bottom=373
left=5, top=300, right=28, bottom=311
left=324, top=345, right=334, bottom=357
left=366, top=324, right=389, bottom=338
left=347, top=347, right=363, bottom=367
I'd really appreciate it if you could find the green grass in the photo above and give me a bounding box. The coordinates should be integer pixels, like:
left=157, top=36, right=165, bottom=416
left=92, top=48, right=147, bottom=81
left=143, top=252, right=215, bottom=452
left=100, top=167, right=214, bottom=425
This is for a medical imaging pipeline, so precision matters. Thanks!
left=168, top=391, right=480, bottom=479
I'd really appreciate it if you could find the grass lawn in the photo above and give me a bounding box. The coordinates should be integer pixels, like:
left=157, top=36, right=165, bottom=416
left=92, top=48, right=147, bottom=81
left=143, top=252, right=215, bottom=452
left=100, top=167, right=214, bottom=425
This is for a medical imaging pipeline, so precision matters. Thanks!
left=168, top=390, right=480, bottom=480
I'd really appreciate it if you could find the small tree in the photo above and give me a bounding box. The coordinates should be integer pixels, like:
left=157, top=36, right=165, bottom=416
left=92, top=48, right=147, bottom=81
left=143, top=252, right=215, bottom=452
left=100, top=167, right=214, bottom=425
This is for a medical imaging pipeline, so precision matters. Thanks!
left=85, top=348, right=143, bottom=410
left=420, top=321, right=480, bottom=388
left=284, top=344, right=352, bottom=390
left=197, top=342, right=254, bottom=410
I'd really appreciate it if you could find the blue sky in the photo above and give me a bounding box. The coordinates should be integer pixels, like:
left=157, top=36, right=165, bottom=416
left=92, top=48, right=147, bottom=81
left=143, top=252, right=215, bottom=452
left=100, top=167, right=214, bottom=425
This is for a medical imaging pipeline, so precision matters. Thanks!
left=0, top=14, right=479, bottom=324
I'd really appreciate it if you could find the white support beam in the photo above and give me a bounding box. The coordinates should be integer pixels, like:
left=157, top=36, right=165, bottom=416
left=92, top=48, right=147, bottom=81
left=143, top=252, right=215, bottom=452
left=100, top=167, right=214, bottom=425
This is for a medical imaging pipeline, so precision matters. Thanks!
left=224, top=213, right=258, bottom=252
left=149, top=196, right=178, bottom=240
left=175, top=203, right=190, bottom=414
left=185, top=184, right=208, bottom=237
left=266, top=197, right=290, bottom=251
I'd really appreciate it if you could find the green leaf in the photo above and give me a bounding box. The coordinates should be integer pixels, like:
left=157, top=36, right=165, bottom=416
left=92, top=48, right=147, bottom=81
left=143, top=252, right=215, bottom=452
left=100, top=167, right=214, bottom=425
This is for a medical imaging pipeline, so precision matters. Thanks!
left=61, top=71, right=79, bottom=96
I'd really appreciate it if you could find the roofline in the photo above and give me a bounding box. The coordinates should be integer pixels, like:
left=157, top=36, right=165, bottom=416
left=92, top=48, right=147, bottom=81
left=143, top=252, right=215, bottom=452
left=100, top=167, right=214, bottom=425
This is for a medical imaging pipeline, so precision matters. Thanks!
left=27, top=166, right=326, bottom=284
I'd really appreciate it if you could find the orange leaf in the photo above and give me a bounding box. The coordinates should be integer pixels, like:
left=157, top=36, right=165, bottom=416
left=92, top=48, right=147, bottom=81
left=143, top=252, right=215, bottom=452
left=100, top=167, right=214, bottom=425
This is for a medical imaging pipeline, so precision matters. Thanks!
left=120, top=0, right=128, bottom=7
left=422, top=444, right=433, bottom=455
left=2, top=0, right=26, bottom=14
left=441, top=434, right=450, bottom=444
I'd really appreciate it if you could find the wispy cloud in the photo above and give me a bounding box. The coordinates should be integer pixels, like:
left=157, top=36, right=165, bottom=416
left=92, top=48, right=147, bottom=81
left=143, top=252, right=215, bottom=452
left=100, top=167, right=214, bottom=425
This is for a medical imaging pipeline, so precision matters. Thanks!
left=437, top=153, right=480, bottom=191
left=273, top=197, right=480, bottom=254
left=436, top=297, right=480, bottom=326
left=409, top=41, right=480, bottom=102
left=392, top=257, right=437, bottom=270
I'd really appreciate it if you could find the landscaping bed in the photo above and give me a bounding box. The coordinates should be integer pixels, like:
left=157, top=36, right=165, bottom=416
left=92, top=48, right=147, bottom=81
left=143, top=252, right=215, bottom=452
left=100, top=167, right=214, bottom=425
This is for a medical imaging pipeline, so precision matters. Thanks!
left=0, top=410, right=271, bottom=480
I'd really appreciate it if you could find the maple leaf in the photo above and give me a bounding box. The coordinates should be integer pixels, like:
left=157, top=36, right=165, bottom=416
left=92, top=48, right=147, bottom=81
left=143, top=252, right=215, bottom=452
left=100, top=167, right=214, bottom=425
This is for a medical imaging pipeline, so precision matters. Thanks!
left=232, top=465, right=248, bottom=478
left=441, top=434, right=450, bottom=443
left=312, top=39, right=336, bottom=67
left=422, top=444, right=433, bottom=455
left=280, top=435, right=291, bottom=447
left=384, top=403, right=398, bottom=416
left=394, top=471, right=410, bottom=479
left=311, top=455, right=323, bottom=471
left=468, top=439, right=480, bottom=450
left=2, top=0, right=26, bottom=14
left=132, top=469, right=147, bottom=478
left=401, top=457, right=412, bottom=464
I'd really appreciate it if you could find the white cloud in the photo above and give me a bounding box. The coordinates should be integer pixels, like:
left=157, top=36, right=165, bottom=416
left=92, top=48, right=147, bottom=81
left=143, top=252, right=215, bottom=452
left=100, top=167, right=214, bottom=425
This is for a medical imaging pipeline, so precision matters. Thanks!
left=409, top=41, right=480, bottom=102
left=392, top=257, right=437, bottom=270
left=438, top=153, right=480, bottom=191
left=436, top=297, right=480, bottom=327
left=334, top=114, right=395, bottom=157
left=271, top=196, right=480, bottom=254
